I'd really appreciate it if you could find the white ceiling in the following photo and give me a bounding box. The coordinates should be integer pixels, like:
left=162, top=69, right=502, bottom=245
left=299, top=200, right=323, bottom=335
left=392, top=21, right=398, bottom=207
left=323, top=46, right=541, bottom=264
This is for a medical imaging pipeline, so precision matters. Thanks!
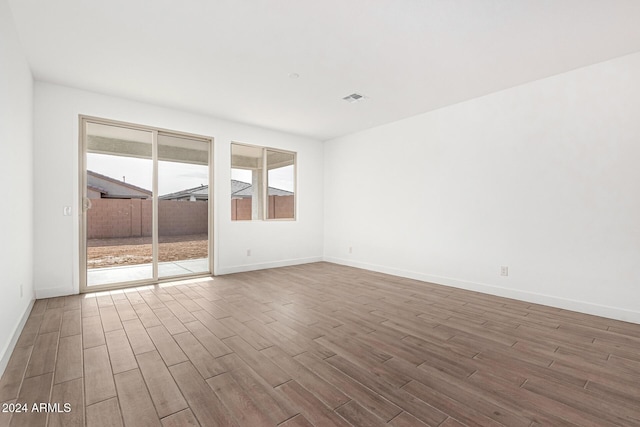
left=8, top=0, right=640, bottom=140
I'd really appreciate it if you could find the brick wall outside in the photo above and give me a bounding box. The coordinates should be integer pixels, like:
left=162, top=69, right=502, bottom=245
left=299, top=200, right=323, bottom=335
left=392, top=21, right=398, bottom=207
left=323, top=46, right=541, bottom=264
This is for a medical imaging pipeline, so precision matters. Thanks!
left=158, top=200, right=208, bottom=236
left=231, top=198, right=252, bottom=220
left=88, top=199, right=207, bottom=238
left=268, top=195, right=294, bottom=219
left=231, top=196, right=294, bottom=220
left=89, top=196, right=294, bottom=236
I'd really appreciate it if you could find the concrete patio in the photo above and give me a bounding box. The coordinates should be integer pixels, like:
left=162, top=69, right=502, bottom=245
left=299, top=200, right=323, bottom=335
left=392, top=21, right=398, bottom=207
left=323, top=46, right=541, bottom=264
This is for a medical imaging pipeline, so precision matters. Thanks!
left=87, top=258, right=209, bottom=286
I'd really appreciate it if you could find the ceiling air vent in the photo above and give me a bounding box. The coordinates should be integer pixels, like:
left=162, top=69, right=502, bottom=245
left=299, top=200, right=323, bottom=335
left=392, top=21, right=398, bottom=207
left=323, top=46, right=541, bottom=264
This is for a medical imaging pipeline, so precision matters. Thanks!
left=342, top=93, right=366, bottom=103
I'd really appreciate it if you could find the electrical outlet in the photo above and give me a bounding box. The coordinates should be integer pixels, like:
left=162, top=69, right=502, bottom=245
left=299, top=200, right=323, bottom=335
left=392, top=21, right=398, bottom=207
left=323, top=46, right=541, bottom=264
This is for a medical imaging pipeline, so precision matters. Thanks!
left=247, top=249, right=251, bottom=256
left=20, top=284, right=23, bottom=298
left=63, top=206, right=72, bottom=216
left=349, top=246, right=352, bottom=254
left=501, top=266, right=509, bottom=276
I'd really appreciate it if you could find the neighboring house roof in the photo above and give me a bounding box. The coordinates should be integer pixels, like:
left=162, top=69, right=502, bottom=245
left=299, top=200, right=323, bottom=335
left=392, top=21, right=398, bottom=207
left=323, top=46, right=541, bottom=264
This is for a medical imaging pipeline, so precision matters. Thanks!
left=160, top=180, right=293, bottom=201
left=87, top=170, right=152, bottom=199
left=87, top=183, right=108, bottom=194
left=159, top=185, right=209, bottom=201
left=231, top=179, right=293, bottom=198
left=231, top=179, right=251, bottom=196
left=267, top=186, right=294, bottom=196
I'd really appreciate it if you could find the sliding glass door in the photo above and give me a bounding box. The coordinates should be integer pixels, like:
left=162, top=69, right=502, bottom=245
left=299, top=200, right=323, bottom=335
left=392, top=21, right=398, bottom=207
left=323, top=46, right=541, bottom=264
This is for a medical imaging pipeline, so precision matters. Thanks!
left=80, top=117, right=212, bottom=291
left=158, top=133, right=210, bottom=278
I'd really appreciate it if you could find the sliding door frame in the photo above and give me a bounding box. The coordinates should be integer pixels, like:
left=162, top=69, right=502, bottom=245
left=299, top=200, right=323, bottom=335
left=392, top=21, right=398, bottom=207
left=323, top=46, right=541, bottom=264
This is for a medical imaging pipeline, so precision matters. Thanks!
left=78, top=115, right=214, bottom=293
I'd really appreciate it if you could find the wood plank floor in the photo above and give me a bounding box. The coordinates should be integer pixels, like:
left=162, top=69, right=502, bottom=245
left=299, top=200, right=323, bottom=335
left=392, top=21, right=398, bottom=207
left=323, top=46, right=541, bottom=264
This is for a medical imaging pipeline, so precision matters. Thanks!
left=1, top=262, right=640, bottom=426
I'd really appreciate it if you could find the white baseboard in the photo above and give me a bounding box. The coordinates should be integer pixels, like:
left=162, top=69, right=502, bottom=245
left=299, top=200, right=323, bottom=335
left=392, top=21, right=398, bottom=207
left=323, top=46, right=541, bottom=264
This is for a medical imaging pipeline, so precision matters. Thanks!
left=324, top=256, right=640, bottom=325
left=217, top=256, right=323, bottom=275
left=0, top=298, right=35, bottom=377
left=35, top=285, right=74, bottom=299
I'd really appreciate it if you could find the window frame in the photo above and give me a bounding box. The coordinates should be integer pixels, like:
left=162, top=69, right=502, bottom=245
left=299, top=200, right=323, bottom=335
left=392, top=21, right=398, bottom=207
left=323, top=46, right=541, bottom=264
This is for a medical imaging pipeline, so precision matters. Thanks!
left=231, top=142, right=297, bottom=221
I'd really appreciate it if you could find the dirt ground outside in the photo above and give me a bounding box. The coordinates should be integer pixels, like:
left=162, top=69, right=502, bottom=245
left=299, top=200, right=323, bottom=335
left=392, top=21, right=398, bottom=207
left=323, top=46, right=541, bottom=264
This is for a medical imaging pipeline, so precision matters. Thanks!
left=87, top=234, right=208, bottom=269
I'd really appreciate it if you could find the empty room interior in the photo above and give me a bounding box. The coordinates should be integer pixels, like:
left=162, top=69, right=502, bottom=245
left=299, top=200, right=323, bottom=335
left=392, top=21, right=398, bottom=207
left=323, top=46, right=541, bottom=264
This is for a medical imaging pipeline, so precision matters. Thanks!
left=2, top=0, right=640, bottom=426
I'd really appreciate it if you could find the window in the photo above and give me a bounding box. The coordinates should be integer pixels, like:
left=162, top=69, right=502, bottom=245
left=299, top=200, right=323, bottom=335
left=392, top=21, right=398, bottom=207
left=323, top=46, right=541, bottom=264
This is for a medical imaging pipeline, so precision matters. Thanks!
left=231, top=143, right=296, bottom=220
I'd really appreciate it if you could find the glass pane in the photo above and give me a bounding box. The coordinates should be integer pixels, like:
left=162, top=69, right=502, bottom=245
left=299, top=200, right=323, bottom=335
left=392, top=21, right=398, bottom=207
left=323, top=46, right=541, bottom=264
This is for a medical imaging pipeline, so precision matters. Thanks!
left=86, top=122, right=153, bottom=286
left=231, top=143, right=263, bottom=220
left=158, top=132, right=210, bottom=278
left=267, top=150, right=295, bottom=219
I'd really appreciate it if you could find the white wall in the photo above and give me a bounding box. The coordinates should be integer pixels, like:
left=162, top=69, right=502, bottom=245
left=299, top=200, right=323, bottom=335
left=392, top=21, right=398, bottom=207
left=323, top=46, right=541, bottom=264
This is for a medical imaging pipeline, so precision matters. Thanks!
left=0, top=0, right=35, bottom=373
left=324, top=52, right=640, bottom=324
left=33, top=82, right=324, bottom=297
